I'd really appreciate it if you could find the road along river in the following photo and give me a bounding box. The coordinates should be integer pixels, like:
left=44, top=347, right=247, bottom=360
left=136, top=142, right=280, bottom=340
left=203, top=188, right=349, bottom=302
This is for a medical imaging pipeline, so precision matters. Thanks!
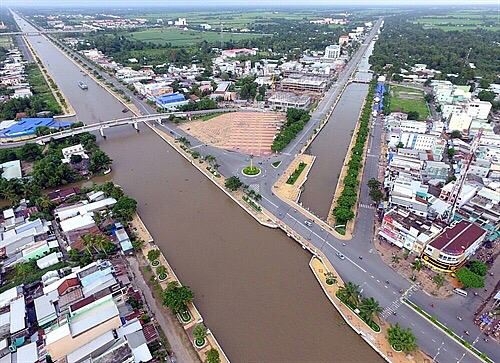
left=13, top=13, right=383, bottom=362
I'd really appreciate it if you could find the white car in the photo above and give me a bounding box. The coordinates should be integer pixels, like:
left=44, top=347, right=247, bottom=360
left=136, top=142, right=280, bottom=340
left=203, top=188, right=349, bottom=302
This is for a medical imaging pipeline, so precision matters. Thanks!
left=304, top=221, right=312, bottom=227
left=336, top=252, right=346, bottom=260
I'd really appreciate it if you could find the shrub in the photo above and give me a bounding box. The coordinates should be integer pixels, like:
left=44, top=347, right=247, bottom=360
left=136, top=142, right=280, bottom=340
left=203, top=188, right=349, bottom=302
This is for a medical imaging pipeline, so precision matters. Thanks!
left=456, top=267, right=484, bottom=288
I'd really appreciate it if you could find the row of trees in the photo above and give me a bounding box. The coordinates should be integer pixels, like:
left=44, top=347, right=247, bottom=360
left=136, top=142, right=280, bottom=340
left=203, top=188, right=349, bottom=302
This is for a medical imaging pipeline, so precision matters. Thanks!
left=332, top=81, right=376, bottom=226
left=271, top=108, right=310, bottom=152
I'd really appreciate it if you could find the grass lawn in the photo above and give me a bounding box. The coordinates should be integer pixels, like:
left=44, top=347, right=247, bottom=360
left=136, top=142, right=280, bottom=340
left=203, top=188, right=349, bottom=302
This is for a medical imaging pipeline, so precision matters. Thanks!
left=25, top=64, right=62, bottom=113
left=389, top=85, right=429, bottom=120
left=124, top=28, right=265, bottom=47
left=193, top=112, right=226, bottom=121
left=0, top=36, right=13, bottom=49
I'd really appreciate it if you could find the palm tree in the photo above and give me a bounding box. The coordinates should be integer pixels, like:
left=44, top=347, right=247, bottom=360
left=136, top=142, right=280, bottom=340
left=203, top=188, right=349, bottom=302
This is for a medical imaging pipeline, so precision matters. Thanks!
left=81, top=234, right=97, bottom=255
left=37, top=195, right=54, bottom=213
left=338, top=282, right=361, bottom=307
left=324, top=272, right=337, bottom=285
left=392, top=254, right=401, bottom=266
left=254, top=193, right=263, bottom=202
left=213, top=163, right=220, bottom=170
left=387, top=323, right=418, bottom=353
left=433, top=274, right=446, bottom=290
left=411, top=259, right=422, bottom=272
left=360, top=297, right=383, bottom=322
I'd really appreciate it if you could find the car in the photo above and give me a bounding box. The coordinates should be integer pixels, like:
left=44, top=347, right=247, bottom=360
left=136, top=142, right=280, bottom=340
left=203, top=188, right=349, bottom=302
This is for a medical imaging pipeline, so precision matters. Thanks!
left=336, top=252, right=345, bottom=260
left=122, top=108, right=129, bottom=113
left=304, top=221, right=312, bottom=227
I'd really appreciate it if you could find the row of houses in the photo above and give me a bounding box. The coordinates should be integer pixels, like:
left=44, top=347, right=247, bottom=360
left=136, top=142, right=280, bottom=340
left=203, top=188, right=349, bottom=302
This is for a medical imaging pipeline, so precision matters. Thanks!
left=0, top=48, right=33, bottom=101
left=0, top=187, right=158, bottom=363
left=376, top=82, right=499, bottom=272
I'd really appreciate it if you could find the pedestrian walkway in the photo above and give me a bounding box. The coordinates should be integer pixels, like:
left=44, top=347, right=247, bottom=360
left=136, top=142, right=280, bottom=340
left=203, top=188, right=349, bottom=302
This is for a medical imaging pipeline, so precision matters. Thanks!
left=382, top=285, right=419, bottom=319
left=359, top=203, right=373, bottom=209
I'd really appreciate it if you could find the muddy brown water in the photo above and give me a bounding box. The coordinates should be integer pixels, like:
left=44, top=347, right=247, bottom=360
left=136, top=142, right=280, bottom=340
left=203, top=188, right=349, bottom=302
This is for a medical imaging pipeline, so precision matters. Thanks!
left=10, top=14, right=383, bottom=362
left=299, top=84, right=370, bottom=220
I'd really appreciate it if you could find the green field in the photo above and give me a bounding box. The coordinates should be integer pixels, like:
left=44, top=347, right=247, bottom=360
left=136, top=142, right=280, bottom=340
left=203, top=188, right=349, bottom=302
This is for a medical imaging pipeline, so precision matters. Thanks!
left=0, top=36, right=13, bottom=49
left=389, top=86, right=429, bottom=120
left=125, top=11, right=326, bottom=29
left=413, top=11, right=500, bottom=31
left=25, top=64, right=62, bottom=114
left=124, top=28, right=265, bottom=46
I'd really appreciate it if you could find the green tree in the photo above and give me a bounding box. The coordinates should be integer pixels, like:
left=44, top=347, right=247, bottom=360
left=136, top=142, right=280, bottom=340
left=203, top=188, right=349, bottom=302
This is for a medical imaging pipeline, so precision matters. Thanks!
left=450, top=130, right=461, bottom=139
left=387, top=323, right=418, bottom=353
left=19, top=143, right=42, bottom=161
left=396, top=141, right=404, bottom=149
left=70, top=154, right=83, bottom=163
left=368, top=178, right=381, bottom=190
left=369, top=189, right=384, bottom=203
left=192, top=323, right=207, bottom=344
left=333, top=206, right=354, bottom=223
left=407, top=111, right=419, bottom=120
left=112, top=196, right=137, bottom=223
left=324, top=272, right=337, bottom=285
left=477, top=90, right=495, bottom=103
left=162, top=281, right=194, bottom=314
left=411, top=259, right=422, bottom=272
left=15, top=261, right=38, bottom=279
left=337, top=195, right=357, bottom=208
left=337, top=282, right=360, bottom=307
left=205, top=348, right=220, bottom=363
left=156, top=265, right=167, bottom=277
left=432, top=274, right=446, bottom=290
left=131, top=238, right=144, bottom=252
left=68, top=248, right=80, bottom=261
left=447, top=147, right=455, bottom=159
left=147, top=249, right=161, bottom=263
left=456, top=267, right=484, bottom=288
left=360, top=297, right=383, bottom=322
left=225, top=176, right=243, bottom=191
left=468, top=260, right=488, bottom=277
left=89, top=150, right=113, bottom=173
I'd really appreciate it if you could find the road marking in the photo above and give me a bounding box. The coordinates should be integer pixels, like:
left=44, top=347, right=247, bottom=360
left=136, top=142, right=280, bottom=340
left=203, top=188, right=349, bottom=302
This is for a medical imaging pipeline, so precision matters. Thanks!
left=262, top=196, right=279, bottom=209
left=443, top=348, right=447, bottom=352
left=190, top=144, right=203, bottom=150
left=371, top=275, right=374, bottom=278
left=421, top=331, right=425, bottom=335
left=376, top=279, right=380, bottom=283
left=411, top=323, right=415, bottom=326
left=432, top=339, right=436, bottom=343
left=402, top=316, right=406, bottom=319
left=321, top=239, right=367, bottom=273
left=384, top=285, right=388, bottom=289
left=392, top=291, right=396, bottom=294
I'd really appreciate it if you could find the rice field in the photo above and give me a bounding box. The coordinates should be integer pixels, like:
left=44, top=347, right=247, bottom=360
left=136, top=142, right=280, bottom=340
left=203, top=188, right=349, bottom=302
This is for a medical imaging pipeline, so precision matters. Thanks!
left=413, top=11, right=500, bottom=31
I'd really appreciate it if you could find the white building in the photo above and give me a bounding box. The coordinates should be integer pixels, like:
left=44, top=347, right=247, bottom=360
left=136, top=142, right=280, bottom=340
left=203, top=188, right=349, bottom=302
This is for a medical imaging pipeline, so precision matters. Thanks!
left=324, top=45, right=340, bottom=59
left=467, top=100, right=492, bottom=119
left=174, top=18, right=187, bottom=26
left=399, top=120, right=427, bottom=134
left=448, top=113, right=472, bottom=133
left=61, top=144, right=88, bottom=164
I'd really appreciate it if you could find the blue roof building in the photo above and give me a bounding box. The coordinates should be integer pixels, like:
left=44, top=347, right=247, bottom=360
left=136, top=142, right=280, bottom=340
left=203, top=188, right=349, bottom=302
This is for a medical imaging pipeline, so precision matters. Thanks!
left=155, top=93, right=189, bottom=110
left=0, top=118, right=72, bottom=142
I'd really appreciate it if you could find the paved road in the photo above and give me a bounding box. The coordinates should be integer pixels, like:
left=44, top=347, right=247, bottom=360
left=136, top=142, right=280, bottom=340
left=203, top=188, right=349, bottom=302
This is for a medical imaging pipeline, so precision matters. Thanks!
left=14, top=12, right=497, bottom=363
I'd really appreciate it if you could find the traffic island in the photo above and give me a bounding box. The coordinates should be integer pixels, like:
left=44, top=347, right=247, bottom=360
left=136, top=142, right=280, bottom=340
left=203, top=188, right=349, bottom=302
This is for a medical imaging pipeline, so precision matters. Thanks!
left=274, top=154, right=315, bottom=202
left=242, top=166, right=261, bottom=176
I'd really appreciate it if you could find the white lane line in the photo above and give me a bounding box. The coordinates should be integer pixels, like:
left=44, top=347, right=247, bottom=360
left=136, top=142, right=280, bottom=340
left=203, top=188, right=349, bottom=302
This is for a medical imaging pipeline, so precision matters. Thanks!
left=443, top=348, right=447, bottom=352
left=421, top=331, right=426, bottom=335
left=384, top=285, right=388, bottom=289
left=392, top=291, right=396, bottom=294
left=262, top=196, right=279, bottom=209
left=402, top=316, right=406, bottom=319
left=411, top=323, right=415, bottom=326
left=322, top=239, right=367, bottom=273
left=371, top=275, right=374, bottom=278
left=432, top=339, right=436, bottom=343
left=190, top=144, right=203, bottom=150
left=376, top=279, right=380, bottom=283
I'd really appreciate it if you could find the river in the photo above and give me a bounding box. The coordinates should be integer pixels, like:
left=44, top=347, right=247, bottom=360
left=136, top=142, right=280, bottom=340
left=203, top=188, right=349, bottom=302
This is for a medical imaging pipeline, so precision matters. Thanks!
left=299, top=41, right=375, bottom=219
left=12, top=14, right=383, bottom=362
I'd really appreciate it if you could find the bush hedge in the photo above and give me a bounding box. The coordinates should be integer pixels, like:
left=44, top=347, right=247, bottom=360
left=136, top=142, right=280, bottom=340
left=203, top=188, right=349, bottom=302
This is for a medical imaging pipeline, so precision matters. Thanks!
left=333, top=80, right=377, bottom=226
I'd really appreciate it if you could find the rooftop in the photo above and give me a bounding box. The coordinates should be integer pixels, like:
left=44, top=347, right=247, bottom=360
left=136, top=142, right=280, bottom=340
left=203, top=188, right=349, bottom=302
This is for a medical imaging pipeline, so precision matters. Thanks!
left=0, top=118, right=71, bottom=139
left=430, top=221, right=486, bottom=254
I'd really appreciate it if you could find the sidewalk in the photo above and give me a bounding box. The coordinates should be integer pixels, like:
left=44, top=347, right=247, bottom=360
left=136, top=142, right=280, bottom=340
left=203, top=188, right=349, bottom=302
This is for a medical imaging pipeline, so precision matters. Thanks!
left=274, top=154, right=315, bottom=202
left=310, top=257, right=431, bottom=363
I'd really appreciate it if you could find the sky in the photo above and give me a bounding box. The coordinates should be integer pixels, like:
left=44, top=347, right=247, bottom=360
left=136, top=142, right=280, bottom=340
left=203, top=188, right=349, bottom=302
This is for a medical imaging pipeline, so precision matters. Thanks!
left=4, top=0, right=500, bottom=6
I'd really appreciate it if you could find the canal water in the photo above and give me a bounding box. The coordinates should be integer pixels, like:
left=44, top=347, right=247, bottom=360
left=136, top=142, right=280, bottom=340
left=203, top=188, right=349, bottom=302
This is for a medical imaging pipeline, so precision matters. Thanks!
left=299, top=41, right=375, bottom=220
left=13, top=14, right=383, bottom=362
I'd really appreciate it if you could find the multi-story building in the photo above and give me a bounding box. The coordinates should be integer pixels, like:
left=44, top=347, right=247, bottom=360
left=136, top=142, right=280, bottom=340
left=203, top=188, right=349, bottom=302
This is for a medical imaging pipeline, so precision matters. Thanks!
left=324, top=45, right=340, bottom=59
left=423, top=161, right=450, bottom=180
left=421, top=220, right=486, bottom=271
left=378, top=207, right=443, bottom=253
left=281, top=76, right=328, bottom=93
left=389, top=177, right=429, bottom=217
left=268, top=92, right=312, bottom=110
left=448, top=113, right=472, bottom=133
left=467, top=100, right=492, bottom=119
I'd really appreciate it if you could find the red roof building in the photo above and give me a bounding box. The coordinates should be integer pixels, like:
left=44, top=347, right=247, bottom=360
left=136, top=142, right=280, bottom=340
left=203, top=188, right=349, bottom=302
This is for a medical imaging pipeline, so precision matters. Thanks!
left=421, top=221, right=486, bottom=271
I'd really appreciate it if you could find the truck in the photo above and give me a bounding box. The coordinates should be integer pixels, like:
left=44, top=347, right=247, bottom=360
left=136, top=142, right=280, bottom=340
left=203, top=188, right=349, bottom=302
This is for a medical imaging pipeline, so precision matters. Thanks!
left=78, top=81, right=88, bottom=90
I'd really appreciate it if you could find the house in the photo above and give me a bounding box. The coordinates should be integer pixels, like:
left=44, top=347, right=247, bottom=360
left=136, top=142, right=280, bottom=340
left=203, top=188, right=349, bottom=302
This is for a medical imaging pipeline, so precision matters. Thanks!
left=12, top=88, right=32, bottom=99
left=324, top=45, right=340, bottom=60
left=378, top=207, right=444, bottom=253
left=60, top=213, right=96, bottom=233
left=423, top=161, right=450, bottom=180
left=268, top=92, right=312, bottom=110
left=339, top=35, right=349, bottom=46
left=421, top=221, right=486, bottom=271
left=114, top=224, right=133, bottom=253
left=34, top=290, right=58, bottom=327
left=36, top=251, right=62, bottom=269
left=221, top=48, right=256, bottom=58
left=61, top=144, right=88, bottom=164
left=16, top=341, right=38, bottom=363
left=54, top=198, right=117, bottom=221
left=45, top=294, right=122, bottom=360
left=439, top=181, right=479, bottom=207
left=389, top=177, right=429, bottom=217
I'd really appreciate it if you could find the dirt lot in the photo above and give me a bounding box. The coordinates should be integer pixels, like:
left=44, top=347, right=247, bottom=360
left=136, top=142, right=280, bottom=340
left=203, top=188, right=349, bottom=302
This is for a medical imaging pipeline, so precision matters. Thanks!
left=179, top=111, right=285, bottom=156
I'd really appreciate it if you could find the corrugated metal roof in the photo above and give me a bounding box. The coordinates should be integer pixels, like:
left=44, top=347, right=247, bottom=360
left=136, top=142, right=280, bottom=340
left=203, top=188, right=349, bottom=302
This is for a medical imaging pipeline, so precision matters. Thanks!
left=10, top=298, right=26, bottom=334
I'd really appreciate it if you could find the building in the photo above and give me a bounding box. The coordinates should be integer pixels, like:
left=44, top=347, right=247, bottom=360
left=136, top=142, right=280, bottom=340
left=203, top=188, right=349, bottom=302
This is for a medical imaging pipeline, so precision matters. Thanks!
left=61, top=144, right=88, bottom=164
left=421, top=221, right=486, bottom=271
left=467, top=100, right=491, bottom=119
left=339, top=35, right=349, bottom=46
left=448, top=113, right=473, bottom=133
left=0, top=160, right=22, bottom=180
left=174, top=18, right=187, bottom=26
left=281, top=76, right=328, bottom=93
left=0, top=118, right=71, bottom=143
left=378, top=207, right=444, bottom=253
left=133, top=81, right=173, bottom=100
left=155, top=93, right=189, bottom=110
left=439, top=181, right=479, bottom=208
left=389, top=177, right=429, bottom=217
left=221, top=48, right=256, bottom=58
left=324, top=45, right=340, bottom=60
left=423, top=161, right=450, bottom=180
left=268, top=92, right=312, bottom=110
